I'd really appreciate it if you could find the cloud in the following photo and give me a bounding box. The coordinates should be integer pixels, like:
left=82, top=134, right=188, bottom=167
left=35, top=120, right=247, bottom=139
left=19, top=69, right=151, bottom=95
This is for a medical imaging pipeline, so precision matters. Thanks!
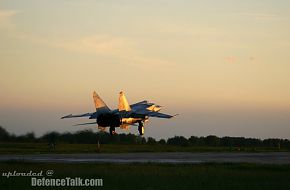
left=225, top=56, right=237, bottom=64
left=18, top=33, right=173, bottom=69
left=239, top=12, right=281, bottom=21
left=55, top=35, right=135, bottom=56
left=18, top=34, right=133, bottom=55
left=0, top=10, right=18, bottom=19
left=0, top=10, right=18, bottom=28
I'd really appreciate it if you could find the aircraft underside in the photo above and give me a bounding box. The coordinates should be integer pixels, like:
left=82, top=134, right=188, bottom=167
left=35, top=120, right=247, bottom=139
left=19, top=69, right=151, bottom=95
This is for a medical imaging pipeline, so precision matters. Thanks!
left=97, top=115, right=145, bottom=135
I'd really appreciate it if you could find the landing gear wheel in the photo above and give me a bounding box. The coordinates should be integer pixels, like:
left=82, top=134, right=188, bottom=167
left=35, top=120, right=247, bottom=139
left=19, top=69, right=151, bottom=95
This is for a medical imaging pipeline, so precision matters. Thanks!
left=109, top=127, right=116, bottom=135
left=138, top=121, right=144, bottom=135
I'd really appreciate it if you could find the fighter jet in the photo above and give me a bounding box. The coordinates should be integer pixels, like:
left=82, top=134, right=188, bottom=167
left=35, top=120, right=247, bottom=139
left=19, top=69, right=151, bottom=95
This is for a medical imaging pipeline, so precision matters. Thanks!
left=61, top=91, right=176, bottom=135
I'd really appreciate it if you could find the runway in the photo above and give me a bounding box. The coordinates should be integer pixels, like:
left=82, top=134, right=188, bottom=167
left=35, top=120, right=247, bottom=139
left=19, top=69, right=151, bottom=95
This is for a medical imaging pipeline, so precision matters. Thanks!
left=1, top=152, right=290, bottom=164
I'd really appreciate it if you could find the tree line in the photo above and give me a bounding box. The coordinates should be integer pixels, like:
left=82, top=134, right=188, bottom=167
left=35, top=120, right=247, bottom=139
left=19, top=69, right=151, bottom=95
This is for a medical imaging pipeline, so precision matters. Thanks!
left=0, top=126, right=289, bottom=148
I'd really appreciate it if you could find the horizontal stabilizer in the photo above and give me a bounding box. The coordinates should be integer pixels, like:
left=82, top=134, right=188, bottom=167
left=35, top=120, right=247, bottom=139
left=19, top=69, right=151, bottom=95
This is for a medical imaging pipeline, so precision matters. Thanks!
left=61, top=113, right=93, bottom=119
left=73, top=121, right=98, bottom=126
left=147, top=112, right=177, bottom=119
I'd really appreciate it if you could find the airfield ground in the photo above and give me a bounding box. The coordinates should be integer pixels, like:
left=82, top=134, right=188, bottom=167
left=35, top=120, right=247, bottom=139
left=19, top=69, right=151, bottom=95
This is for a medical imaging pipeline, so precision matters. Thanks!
left=1, top=152, right=290, bottom=164
left=1, top=162, right=290, bottom=190
left=1, top=143, right=290, bottom=189
left=0, top=142, right=288, bottom=154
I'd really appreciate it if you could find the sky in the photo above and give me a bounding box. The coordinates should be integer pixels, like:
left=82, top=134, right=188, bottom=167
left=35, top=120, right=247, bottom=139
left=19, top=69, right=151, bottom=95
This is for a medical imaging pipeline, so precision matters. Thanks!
left=0, top=0, right=290, bottom=139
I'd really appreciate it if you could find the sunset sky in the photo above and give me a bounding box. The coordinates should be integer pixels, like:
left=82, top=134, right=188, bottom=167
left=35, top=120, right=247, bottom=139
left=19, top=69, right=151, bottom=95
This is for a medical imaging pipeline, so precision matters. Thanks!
left=1, top=0, right=290, bottom=139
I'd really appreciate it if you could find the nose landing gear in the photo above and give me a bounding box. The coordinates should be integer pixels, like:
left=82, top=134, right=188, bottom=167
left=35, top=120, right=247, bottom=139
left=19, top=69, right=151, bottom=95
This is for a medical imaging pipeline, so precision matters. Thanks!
left=138, top=121, right=145, bottom=135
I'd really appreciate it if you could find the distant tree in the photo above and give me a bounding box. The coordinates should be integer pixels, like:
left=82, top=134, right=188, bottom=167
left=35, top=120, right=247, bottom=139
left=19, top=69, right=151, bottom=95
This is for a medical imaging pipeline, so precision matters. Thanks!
left=110, top=133, right=121, bottom=144
left=233, top=137, right=246, bottom=147
left=141, top=137, right=147, bottom=144
left=122, top=133, right=139, bottom=144
left=263, top=139, right=281, bottom=148
left=245, top=138, right=262, bottom=147
left=0, top=126, right=10, bottom=141
left=220, top=136, right=232, bottom=147
left=20, top=132, right=36, bottom=142
left=158, top=139, right=166, bottom=145
left=59, top=132, right=75, bottom=143
left=74, top=129, right=97, bottom=144
left=167, top=136, right=189, bottom=146
left=41, top=132, right=60, bottom=150
left=205, top=135, right=220, bottom=146
left=127, top=133, right=138, bottom=144
left=280, top=139, right=290, bottom=148
left=97, top=132, right=111, bottom=144
left=1, top=125, right=290, bottom=149
left=147, top=137, right=157, bottom=145
left=188, top=136, right=199, bottom=145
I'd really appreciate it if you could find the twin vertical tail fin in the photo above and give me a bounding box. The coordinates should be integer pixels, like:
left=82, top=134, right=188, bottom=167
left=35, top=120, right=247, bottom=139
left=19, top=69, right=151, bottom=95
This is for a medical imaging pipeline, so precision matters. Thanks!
left=93, top=91, right=110, bottom=114
left=118, top=91, right=131, bottom=111
left=92, top=91, right=130, bottom=114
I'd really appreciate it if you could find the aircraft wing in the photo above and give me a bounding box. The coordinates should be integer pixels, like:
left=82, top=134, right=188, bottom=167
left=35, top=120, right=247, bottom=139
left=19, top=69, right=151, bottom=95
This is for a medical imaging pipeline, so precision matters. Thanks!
left=130, top=100, right=148, bottom=108
left=147, top=112, right=176, bottom=119
left=110, top=100, right=150, bottom=114
left=61, top=112, right=93, bottom=119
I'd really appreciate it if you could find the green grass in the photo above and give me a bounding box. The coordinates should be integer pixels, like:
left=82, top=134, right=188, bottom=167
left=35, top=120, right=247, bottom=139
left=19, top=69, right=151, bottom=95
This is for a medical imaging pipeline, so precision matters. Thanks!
left=0, top=162, right=290, bottom=190
left=0, top=142, right=287, bottom=154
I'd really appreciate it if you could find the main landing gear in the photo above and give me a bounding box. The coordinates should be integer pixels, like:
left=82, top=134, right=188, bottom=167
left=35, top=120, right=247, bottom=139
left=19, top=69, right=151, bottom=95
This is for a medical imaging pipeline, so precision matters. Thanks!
left=138, top=121, right=144, bottom=135
left=109, top=126, right=116, bottom=135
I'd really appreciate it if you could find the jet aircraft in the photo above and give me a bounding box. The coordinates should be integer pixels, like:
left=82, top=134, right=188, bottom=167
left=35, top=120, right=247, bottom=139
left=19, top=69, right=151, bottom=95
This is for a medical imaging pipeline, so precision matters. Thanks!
left=61, top=91, right=176, bottom=135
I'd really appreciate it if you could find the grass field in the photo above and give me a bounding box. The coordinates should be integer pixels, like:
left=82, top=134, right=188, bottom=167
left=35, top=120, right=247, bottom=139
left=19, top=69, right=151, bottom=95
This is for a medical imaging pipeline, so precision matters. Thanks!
left=0, top=161, right=290, bottom=190
left=0, top=142, right=287, bottom=154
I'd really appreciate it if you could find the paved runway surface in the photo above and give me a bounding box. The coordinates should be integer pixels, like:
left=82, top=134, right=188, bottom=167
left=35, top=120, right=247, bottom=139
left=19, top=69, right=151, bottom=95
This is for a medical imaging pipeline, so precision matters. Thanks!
left=1, top=152, right=290, bottom=164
